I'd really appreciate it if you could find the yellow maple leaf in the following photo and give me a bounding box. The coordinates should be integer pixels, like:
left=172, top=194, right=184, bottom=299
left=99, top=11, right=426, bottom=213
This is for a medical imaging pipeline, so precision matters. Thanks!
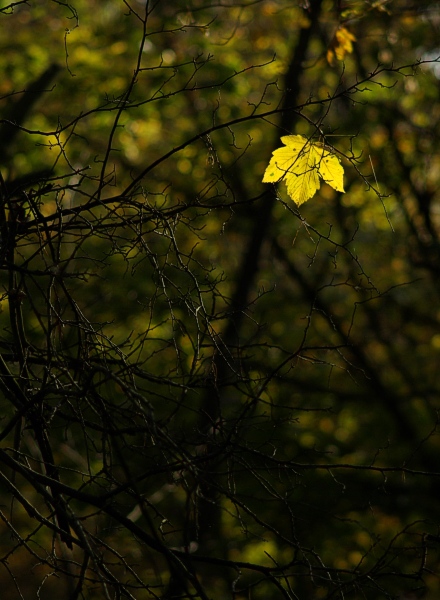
left=263, top=135, right=345, bottom=206
left=327, top=26, right=356, bottom=64
left=335, top=26, right=356, bottom=60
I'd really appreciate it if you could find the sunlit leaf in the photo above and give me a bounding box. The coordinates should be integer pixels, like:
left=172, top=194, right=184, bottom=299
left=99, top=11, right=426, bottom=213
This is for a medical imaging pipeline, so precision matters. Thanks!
left=327, top=26, right=356, bottom=64
left=263, top=135, right=345, bottom=205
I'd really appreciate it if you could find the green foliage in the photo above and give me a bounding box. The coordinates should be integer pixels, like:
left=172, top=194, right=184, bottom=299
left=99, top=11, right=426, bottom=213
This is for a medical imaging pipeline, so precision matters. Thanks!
left=1, top=1, right=440, bottom=599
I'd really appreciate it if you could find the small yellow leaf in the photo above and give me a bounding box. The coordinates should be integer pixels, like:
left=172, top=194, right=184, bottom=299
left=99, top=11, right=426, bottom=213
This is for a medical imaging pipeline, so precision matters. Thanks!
left=262, top=135, right=345, bottom=206
left=335, top=27, right=356, bottom=61
left=327, top=26, right=356, bottom=64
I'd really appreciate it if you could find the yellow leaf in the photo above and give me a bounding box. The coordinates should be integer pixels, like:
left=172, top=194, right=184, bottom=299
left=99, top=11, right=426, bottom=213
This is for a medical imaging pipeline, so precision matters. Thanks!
left=335, top=26, right=356, bottom=61
left=327, top=26, right=356, bottom=64
left=262, top=135, right=345, bottom=206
